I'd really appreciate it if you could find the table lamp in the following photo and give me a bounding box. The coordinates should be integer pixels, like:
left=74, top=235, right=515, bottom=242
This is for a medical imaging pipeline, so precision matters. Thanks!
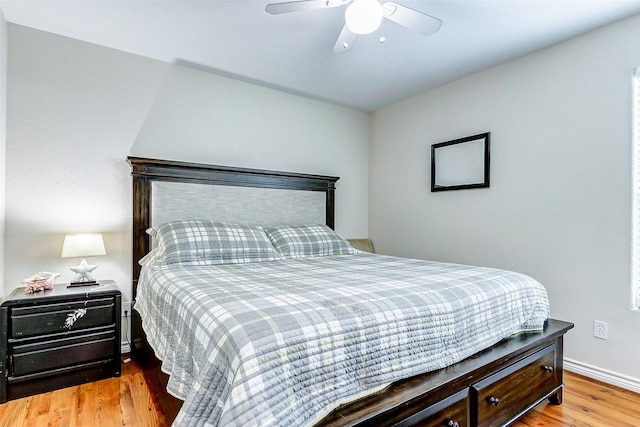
left=61, top=233, right=106, bottom=287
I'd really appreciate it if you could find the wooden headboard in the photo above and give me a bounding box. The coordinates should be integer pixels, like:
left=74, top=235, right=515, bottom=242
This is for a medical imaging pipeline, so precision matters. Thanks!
left=127, top=156, right=340, bottom=300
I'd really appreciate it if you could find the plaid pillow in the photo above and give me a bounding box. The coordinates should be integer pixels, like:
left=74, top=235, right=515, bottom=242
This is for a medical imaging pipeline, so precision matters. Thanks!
left=151, top=220, right=282, bottom=266
left=265, top=224, right=355, bottom=258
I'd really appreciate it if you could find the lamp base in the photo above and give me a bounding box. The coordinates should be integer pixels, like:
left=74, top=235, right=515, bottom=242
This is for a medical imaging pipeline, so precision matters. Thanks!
left=67, top=280, right=100, bottom=288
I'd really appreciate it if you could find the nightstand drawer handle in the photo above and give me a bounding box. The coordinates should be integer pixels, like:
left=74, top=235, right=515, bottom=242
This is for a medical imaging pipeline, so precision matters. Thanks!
left=488, top=396, right=500, bottom=406
left=447, top=420, right=460, bottom=427
left=64, top=308, right=87, bottom=329
left=543, top=365, right=554, bottom=372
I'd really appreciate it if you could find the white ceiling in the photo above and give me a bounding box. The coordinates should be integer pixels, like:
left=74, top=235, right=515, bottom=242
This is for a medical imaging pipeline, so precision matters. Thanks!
left=2, top=0, right=640, bottom=111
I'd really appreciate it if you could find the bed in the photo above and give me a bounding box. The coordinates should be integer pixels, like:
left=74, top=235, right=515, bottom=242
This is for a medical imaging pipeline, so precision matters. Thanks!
left=128, top=156, right=573, bottom=427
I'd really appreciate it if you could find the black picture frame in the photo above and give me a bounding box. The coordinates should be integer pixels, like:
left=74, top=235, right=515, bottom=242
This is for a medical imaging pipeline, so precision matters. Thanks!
left=431, top=132, right=490, bottom=192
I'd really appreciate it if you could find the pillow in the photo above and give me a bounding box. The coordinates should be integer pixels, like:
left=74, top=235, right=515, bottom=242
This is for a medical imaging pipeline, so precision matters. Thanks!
left=150, top=220, right=282, bottom=266
left=265, top=224, right=356, bottom=258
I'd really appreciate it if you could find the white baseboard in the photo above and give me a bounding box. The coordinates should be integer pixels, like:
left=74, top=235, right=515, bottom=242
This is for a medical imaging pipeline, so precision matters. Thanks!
left=564, top=358, right=640, bottom=393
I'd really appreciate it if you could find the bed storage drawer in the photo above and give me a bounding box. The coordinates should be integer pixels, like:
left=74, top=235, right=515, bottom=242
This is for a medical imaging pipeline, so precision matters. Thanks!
left=10, top=298, right=115, bottom=337
left=472, top=344, right=560, bottom=427
left=392, top=388, right=468, bottom=427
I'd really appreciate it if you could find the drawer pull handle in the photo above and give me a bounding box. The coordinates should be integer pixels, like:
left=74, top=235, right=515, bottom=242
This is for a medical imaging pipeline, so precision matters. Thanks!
left=64, top=308, right=87, bottom=329
left=543, top=365, right=554, bottom=372
left=447, top=420, right=460, bottom=427
left=488, top=396, right=500, bottom=406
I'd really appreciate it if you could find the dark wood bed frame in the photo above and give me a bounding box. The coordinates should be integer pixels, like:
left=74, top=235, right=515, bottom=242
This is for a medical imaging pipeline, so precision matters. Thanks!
left=128, top=156, right=573, bottom=427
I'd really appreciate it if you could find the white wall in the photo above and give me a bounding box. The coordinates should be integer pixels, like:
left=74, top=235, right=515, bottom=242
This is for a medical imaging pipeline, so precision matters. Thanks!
left=0, top=9, right=6, bottom=299
left=9, top=7, right=640, bottom=390
left=371, top=13, right=640, bottom=385
left=5, top=24, right=369, bottom=306
left=129, top=63, right=370, bottom=236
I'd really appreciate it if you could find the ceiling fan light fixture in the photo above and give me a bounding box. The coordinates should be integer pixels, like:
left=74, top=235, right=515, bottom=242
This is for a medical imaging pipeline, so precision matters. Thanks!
left=345, top=0, right=383, bottom=35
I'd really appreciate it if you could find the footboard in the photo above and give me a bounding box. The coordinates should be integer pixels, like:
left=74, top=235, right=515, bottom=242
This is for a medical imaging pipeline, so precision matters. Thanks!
left=318, top=319, right=573, bottom=427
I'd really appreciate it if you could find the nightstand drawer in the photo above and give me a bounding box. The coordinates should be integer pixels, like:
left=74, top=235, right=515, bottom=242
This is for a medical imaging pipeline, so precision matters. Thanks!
left=10, top=297, right=115, bottom=337
left=11, top=329, right=116, bottom=376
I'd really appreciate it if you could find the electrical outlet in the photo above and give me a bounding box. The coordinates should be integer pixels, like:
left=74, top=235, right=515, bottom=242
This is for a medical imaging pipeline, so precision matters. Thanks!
left=122, top=301, right=132, bottom=317
left=594, top=320, right=608, bottom=340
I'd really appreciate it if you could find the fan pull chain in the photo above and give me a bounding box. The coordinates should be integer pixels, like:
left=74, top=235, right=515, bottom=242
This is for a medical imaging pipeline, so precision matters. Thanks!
left=379, top=18, right=386, bottom=43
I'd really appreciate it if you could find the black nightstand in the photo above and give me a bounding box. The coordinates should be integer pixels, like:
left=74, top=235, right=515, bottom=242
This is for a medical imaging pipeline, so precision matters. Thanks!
left=0, top=280, right=121, bottom=403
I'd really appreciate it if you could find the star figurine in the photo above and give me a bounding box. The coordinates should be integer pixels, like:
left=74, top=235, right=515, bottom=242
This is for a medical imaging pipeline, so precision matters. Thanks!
left=70, top=258, right=98, bottom=282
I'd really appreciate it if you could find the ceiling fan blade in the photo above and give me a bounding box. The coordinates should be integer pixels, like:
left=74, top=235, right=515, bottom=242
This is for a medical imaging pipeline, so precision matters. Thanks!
left=266, top=0, right=351, bottom=15
left=382, top=2, right=442, bottom=36
left=333, top=24, right=357, bottom=53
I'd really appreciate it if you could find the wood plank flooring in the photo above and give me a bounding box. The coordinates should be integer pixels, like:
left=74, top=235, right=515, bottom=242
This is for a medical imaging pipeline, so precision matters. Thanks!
left=0, top=357, right=169, bottom=427
left=0, top=361, right=637, bottom=426
left=514, top=372, right=640, bottom=427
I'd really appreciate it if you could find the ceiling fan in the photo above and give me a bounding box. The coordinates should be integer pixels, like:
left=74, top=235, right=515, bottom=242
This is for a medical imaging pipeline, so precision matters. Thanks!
left=265, top=0, right=442, bottom=53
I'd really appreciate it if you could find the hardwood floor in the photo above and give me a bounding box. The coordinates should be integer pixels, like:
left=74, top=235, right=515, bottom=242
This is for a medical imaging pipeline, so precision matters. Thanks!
left=0, top=362, right=637, bottom=426
left=514, top=372, right=640, bottom=427
left=0, top=357, right=169, bottom=427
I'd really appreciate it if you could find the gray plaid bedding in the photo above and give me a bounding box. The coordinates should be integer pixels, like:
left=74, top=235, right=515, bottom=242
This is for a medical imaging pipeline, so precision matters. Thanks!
left=135, top=252, right=550, bottom=427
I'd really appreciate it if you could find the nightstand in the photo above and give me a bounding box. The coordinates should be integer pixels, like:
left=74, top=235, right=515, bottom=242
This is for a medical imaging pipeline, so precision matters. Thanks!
left=0, top=280, right=121, bottom=403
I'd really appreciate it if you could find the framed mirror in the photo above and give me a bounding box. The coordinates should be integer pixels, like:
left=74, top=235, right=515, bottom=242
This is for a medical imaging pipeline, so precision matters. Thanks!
left=431, top=132, right=490, bottom=192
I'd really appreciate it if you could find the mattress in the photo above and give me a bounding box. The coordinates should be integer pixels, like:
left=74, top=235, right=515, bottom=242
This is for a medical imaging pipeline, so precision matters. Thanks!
left=135, top=252, right=550, bottom=427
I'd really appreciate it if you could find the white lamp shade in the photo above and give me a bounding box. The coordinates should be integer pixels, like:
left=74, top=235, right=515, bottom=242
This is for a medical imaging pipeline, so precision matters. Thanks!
left=61, top=233, right=106, bottom=258
left=345, top=0, right=384, bottom=35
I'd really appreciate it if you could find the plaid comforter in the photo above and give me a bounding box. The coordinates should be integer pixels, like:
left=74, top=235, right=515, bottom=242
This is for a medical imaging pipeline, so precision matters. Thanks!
left=135, top=253, right=550, bottom=427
